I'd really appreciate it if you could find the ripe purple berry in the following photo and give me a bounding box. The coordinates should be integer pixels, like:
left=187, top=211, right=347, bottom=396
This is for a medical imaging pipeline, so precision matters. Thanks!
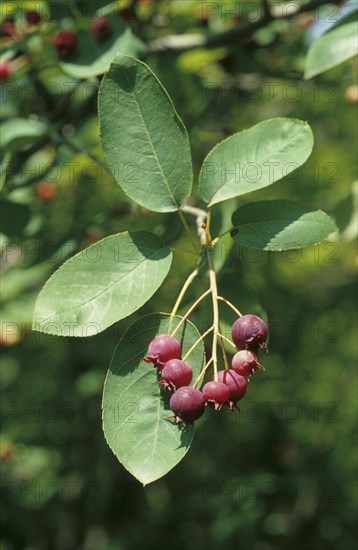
left=26, top=11, right=41, bottom=25
left=144, top=334, right=181, bottom=367
left=232, top=349, right=263, bottom=380
left=169, top=386, right=205, bottom=425
left=213, top=369, right=247, bottom=410
left=160, top=359, right=193, bottom=390
left=232, top=314, right=268, bottom=351
left=90, top=16, right=112, bottom=41
left=202, top=380, right=230, bottom=410
left=55, top=30, right=78, bottom=58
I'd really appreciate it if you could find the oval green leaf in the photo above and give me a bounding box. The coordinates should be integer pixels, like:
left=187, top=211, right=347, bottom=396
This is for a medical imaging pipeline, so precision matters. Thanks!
left=32, top=231, right=172, bottom=336
left=60, top=16, right=146, bottom=78
left=99, top=54, right=193, bottom=212
left=231, top=200, right=338, bottom=251
left=102, top=313, right=205, bottom=485
left=199, top=118, right=314, bottom=207
left=305, top=21, right=358, bottom=79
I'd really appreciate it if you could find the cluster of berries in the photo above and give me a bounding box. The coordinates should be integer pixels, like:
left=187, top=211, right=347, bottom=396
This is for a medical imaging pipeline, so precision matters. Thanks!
left=55, top=16, right=112, bottom=58
left=144, top=314, right=268, bottom=426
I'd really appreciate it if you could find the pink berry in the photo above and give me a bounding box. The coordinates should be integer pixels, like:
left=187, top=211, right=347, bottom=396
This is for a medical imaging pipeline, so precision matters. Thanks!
left=144, top=334, right=181, bottom=367
left=232, top=314, right=268, bottom=351
left=213, top=369, right=247, bottom=410
left=55, top=30, right=78, bottom=58
left=169, top=386, right=205, bottom=425
left=90, top=16, right=112, bottom=41
left=232, top=349, right=263, bottom=379
left=0, top=61, right=11, bottom=81
left=202, top=380, right=230, bottom=410
left=160, top=359, right=193, bottom=390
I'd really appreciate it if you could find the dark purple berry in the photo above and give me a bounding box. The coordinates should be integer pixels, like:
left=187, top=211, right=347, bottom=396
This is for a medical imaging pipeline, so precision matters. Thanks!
left=213, top=369, right=247, bottom=410
left=202, top=380, right=230, bottom=410
left=169, top=386, right=205, bottom=425
left=144, top=334, right=181, bottom=367
left=232, top=314, right=268, bottom=351
left=160, top=359, right=193, bottom=390
left=55, top=30, right=78, bottom=58
left=90, top=16, right=112, bottom=41
left=232, top=349, right=263, bottom=379
left=26, top=11, right=41, bottom=25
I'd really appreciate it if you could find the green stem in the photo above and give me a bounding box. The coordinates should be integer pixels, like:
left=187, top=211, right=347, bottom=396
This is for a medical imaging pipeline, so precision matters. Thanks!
left=182, top=325, right=214, bottom=362
left=170, top=289, right=211, bottom=338
left=218, top=332, right=237, bottom=352
left=194, top=357, right=213, bottom=388
left=217, top=295, right=242, bottom=318
left=219, top=333, right=230, bottom=371
left=178, top=209, right=199, bottom=253
left=207, top=247, right=219, bottom=381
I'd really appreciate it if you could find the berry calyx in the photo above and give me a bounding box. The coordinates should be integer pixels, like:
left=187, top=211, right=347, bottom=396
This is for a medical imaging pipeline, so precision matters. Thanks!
left=232, top=314, right=268, bottom=351
left=55, top=30, right=78, bottom=58
left=169, top=386, right=205, bottom=425
left=0, top=61, right=11, bottom=81
left=144, top=334, right=181, bottom=367
left=90, top=16, right=112, bottom=41
left=26, top=11, right=41, bottom=25
left=202, top=380, right=230, bottom=410
left=232, top=349, right=263, bottom=379
left=214, top=369, right=247, bottom=410
left=160, top=359, right=193, bottom=390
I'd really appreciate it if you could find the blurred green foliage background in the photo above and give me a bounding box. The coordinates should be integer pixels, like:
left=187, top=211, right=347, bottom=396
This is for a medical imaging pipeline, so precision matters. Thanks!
left=1, top=1, right=357, bottom=549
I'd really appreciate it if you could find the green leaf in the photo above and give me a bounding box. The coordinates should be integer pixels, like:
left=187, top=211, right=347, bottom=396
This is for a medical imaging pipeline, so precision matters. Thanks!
left=199, top=118, right=314, bottom=207
left=0, top=119, right=48, bottom=153
left=305, top=21, right=358, bottom=79
left=99, top=54, right=193, bottom=212
left=32, top=231, right=172, bottom=337
left=231, top=200, right=338, bottom=251
left=60, top=16, right=146, bottom=79
left=102, top=313, right=205, bottom=485
left=0, top=200, right=31, bottom=236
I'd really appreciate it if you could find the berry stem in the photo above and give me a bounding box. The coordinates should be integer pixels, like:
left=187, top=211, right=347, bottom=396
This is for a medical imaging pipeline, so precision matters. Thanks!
left=217, top=295, right=242, bottom=317
left=217, top=332, right=237, bottom=351
left=182, top=325, right=214, bottom=362
left=207, top=246, right=219, bottom=382
left=178, top=209, right=200, bottom=253
left=170, top=289, right=211, bottom=337
left=194, top=357, right=213, bottom=388
left=219, top=333, right=230, bottom=371
left=211, top=227, right=237, bottom=246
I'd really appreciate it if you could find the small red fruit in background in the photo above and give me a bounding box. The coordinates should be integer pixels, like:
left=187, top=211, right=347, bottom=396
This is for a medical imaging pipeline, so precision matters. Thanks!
left=144, top=334, right=181, bottom=367
left=0, top=60, right=12, bottom=81
left=36, top=181, right=57, bottom=202
left=160, top=359, right=193, bottom=390
left=26, top=11, right=41, bottom=25
left=90, top=16, right=112, bottom=41
left=1, top=21, right=16, bottom=37
left=202, top=380, right=230, bottom=410
left=55, top=30, right=78, bottom=57
left=232, top=349, right=263, bottom=379
left=214, top=369, right=247, bottom=410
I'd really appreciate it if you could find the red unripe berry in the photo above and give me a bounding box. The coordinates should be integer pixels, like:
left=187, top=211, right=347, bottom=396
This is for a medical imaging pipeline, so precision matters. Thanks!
left=144, top=334, right=181, bottom=367
left=0, top=60, right=11, bottom=81
left=232, top=349, right=263, bottom=379
left=1, top=22, right=16, bottom=37
left=55, top=30, right=78, bottom=58
left=202, top=380, right=230, bottom=410
left=90, top=16, right=112, bottom=41
left=213, top=369, right=247, bottom=409
left=169, top=386, right=205, bottom=425
left=36, top=181, right=57, bottom=202
left=26, top=11, right=41, bottom=25
left=232, top=314, right=268, bottom=351
left=160, top=359, right=193, bottom=390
